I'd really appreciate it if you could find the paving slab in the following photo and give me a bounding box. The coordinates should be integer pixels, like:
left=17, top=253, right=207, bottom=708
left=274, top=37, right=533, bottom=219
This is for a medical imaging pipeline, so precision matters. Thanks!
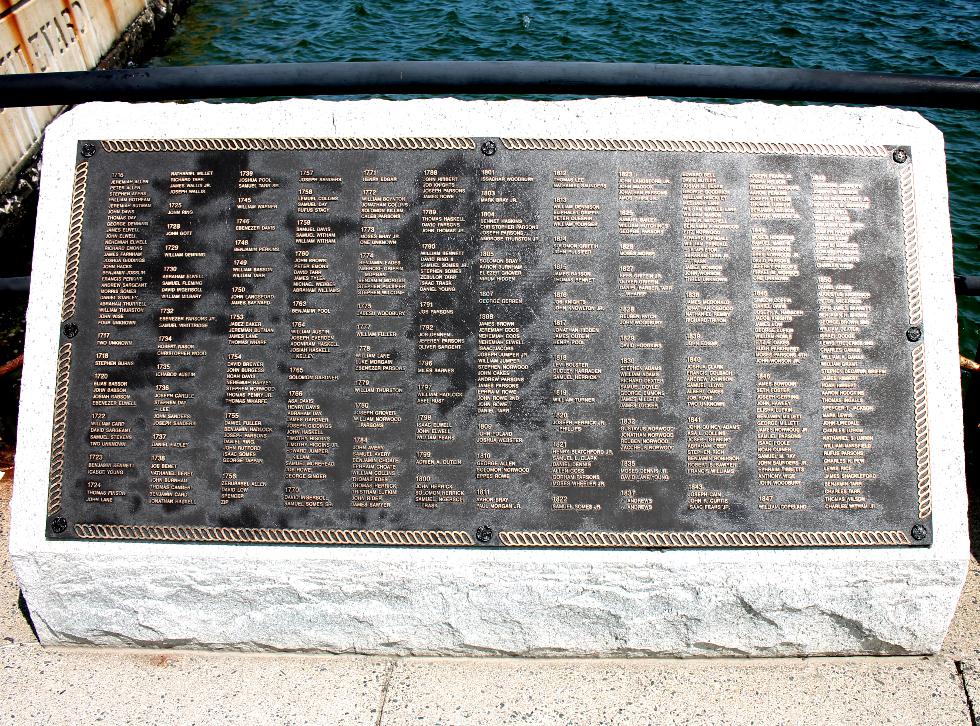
left=0, top=644, right=392, bottom=724
left=946, top=557, right=980, bottom=723
left=380, top=656, right=972, bottom=726
left=0, top=472, right=34, bottom=644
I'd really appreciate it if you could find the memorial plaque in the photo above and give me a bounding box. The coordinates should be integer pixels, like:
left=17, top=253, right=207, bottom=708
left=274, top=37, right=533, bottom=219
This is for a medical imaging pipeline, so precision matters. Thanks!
left=44, top=136, right=932, bottom=548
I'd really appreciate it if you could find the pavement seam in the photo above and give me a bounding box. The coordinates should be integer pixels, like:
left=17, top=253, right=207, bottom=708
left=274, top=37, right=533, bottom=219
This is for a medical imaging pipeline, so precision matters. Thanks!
left=955, top=661, right=978, bottom=726
left=374, top=658, right=397, bottom=726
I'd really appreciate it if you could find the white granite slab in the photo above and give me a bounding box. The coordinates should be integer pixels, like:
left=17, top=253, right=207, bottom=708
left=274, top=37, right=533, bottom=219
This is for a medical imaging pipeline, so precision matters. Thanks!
left=8, top=98, right=969, bottom=655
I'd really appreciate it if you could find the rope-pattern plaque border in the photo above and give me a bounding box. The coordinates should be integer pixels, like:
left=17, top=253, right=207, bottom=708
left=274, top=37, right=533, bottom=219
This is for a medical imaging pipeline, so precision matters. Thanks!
left=499, top=138, right=890, bottom=156
left=74, top=524, right=475, bottom=546
left=901, top=166, right=922, bottom=327
left=46, top=342, right=72, bottom=516
left=912, top=345, right=932, bottom=519
left=899, top=161, right=932, bottom=521
left=96, top=138, right=893, bottom=157
left=72, top=525, right=915, bottom=548
left=100, top=138, right=476, bottom=153
left=55, top=139, right=928, bottom=548
left=498, top=530, right=911, bottom=547
left=61, top=161, right=87, bottom=321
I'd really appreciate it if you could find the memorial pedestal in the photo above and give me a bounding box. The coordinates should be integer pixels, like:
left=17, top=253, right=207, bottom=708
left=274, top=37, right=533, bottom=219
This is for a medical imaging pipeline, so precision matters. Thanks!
left=9, top=98, right=968, bottom=655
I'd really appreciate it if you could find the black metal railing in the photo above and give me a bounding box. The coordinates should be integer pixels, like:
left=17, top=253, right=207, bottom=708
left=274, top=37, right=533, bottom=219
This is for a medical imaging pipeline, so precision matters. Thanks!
left=0, top=61, right=978, bottom=109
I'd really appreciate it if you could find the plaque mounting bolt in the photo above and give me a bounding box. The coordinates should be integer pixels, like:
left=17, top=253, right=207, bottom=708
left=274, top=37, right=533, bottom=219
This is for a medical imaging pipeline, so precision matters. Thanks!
left=50, top=517, right=68, bottom=534
left=63, top=322, right=78, bottom=339
left=906, top=326, right=922, bottom=342
left=80, top=142, right=97, bottom=158
left=892, top=148, right=908, bottom=164
left=475, top=525, right=493, bottom=543
left=481, top=141, right=497, bottom=157
left=911, top=524, right=928, bottom=541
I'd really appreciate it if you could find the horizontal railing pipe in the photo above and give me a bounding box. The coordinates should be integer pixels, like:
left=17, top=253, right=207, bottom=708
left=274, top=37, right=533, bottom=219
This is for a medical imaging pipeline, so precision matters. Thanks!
left=0, top=61, right=978, bottom=109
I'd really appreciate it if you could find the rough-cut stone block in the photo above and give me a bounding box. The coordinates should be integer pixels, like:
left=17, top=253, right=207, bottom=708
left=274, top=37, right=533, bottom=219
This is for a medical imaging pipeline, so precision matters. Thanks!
left=9, top=98, right=969, bottom=655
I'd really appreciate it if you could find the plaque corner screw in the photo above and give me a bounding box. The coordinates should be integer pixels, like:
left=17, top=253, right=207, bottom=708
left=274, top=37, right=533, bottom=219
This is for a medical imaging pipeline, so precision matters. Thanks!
left=475, top=525, right=493, bottom=543
left=62, top=322, right=79, bottom=339
left=80, top=142, right=97, bottom=158
left=906, top=326, right=922, bottom=342
left=892, top=148, right=908, bottom=164
left=911, top=524, right=928, bottom=541
left=50, top=517, right=68, bottom=534
left=480, top=141, right=497, bottom=157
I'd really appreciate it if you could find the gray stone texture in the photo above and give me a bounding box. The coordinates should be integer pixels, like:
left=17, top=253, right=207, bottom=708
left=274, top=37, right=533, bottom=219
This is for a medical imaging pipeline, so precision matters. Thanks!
left=9, top=99, right=970, bottom=656
left=381, top=656, right=972, bottom=725
left=1, top=647, right=972, bottom=725
left=0, top=645, right=391, bottom=724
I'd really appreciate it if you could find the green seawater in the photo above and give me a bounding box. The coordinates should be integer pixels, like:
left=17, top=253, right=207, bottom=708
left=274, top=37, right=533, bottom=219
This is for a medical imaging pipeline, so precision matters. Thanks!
left=152, top=0, right=980, bottom=353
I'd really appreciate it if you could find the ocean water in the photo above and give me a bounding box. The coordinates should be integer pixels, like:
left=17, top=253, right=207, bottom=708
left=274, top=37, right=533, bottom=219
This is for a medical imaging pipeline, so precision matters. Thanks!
left=152, top=0, right=980, bottom=353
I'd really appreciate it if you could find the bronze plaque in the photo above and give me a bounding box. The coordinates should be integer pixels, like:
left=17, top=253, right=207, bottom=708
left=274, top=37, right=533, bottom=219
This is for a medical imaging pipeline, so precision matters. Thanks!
left=44, top=137, right=932, bottom=547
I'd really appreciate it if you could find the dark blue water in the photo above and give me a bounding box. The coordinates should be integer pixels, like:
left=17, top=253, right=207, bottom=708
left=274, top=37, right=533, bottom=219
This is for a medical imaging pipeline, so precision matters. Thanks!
left=152, top=0, right=980, bottom=352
